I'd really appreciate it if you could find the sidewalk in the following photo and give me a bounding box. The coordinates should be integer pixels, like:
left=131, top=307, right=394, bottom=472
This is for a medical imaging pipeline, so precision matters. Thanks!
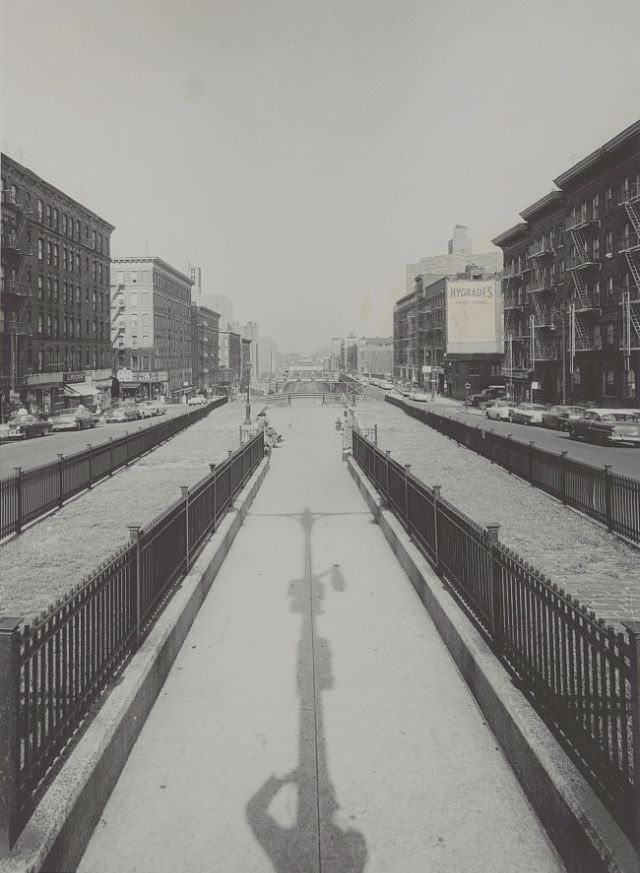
left=77, top=404, right=564, bottom=873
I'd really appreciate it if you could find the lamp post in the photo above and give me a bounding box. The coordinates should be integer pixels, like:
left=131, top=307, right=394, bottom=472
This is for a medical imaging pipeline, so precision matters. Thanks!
left=551, top=308, right=567, bottom=405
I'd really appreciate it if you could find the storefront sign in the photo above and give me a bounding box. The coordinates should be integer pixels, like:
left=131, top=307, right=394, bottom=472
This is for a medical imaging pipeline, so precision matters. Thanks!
left=117, top=368, right=168, bottom=384
left=64, top=371, right=86, bottom=384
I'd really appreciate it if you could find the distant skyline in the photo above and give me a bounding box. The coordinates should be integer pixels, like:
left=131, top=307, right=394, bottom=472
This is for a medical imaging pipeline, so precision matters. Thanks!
left=2, top=0, right=639, bottom=352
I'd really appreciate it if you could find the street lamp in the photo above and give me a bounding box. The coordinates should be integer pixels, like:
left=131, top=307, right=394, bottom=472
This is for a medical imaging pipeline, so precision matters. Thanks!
left=550, top=308, right=567, bottom=405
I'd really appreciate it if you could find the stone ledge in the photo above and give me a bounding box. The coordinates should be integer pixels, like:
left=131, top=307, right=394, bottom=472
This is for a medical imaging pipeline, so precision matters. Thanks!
left=347, top=455, right=639, bottom=873
left=3, top=457, right=270, bottom=873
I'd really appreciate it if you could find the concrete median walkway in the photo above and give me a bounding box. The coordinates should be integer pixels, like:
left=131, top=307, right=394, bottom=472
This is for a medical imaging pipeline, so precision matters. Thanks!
left=77, top=403, right=564, bottom=873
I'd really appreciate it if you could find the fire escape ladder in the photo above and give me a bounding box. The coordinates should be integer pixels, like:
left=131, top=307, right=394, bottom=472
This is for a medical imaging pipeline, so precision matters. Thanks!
left=624, top=250, right=640, bottom=294
left=623, top=199, right=640, bottom=237
left=570, top=227, right=588, bottom=264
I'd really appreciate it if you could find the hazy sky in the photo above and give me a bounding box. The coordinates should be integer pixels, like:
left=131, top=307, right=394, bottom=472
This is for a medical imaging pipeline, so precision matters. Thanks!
left=2, top=0, right=639, bottom=352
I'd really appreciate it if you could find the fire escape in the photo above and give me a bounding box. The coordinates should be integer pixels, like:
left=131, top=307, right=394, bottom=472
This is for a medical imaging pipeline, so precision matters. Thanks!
left=502, top=260, right=531, bottom=379
left=619, top=182, right=640, bottom=365
left=110, top=282, right=126, bottom=369
left=565, top=205, right=601, bottom=361
left=528, top=239, right=557, bottom=362
left=1, top=189, right=32, bottom=395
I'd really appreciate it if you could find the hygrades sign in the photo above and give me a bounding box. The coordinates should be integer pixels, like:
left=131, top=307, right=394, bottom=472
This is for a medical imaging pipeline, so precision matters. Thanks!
left=446, top=279, right=502, bottom=354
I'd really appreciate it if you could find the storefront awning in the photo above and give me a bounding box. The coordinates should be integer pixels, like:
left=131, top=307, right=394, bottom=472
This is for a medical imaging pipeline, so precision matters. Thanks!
left=64, top=384, right=100, bottom=398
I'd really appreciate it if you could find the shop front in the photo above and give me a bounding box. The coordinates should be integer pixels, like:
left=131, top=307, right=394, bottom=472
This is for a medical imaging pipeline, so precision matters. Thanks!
left=19, top=371, right=64, bottom=416
left=115, top=368, right=169, bottom=401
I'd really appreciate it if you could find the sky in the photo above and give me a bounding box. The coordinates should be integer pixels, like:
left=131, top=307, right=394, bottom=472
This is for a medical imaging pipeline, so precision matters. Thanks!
left=2, top=0, right=639, bottom=353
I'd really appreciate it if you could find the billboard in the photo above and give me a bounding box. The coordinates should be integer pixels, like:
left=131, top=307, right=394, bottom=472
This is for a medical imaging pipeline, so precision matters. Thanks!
left=446, top=278, right=502, bottom=354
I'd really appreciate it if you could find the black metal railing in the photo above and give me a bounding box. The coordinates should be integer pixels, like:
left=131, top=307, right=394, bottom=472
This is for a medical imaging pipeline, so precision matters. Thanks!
left=0, top=430, right=264, bottom=850
left=351, top=429, right=639, bottom=844
left=385, top=394, right=640, bottom=546
left=0, top=398, right=228, bottom=540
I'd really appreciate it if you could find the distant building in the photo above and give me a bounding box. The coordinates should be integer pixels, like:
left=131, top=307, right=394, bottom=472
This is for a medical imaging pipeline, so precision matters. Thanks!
left=393, top=266, right=503, bottom=398
left=358, top=337, right=393, bottom=378
left=111, top=257, right=193, bottom=399
left=218, top=329, right=241, bottom=389
left=406, top=225, right=502, bottom=293
left=190, top=304, right=220, bottom=393
left=1, top=154, right=115, bottom=416
left=241, top=336, right=252, bottom=385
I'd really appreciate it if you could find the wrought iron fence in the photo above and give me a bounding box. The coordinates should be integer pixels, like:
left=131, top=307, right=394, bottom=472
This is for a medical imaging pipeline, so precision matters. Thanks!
left=385, top=394, right=640, bottom=546
left=0, top=430, right=264, bottom=850
left=0, top=398, right=228, bottom=540
left=352, top=429, right=639, bottom=844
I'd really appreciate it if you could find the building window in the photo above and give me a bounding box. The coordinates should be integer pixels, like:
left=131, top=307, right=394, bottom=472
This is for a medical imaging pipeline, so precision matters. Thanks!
left=91, top=229, right=96, bottom=249
left=130, top=270, right=138, bottom=284
left=76, top=253, right=81, bottom=273
left=603, top=365, right=615, bottom=395
left=37, top=314, right=44, bottom=335
left=37, top=349, right=44, bottom=371
left=47, top=314, right=52, bottom=335
left=606, top=230, right=613, bottom=254
left=605, top=187, right=613, bottom=211
left=592, top=193, right=599, bottom=219
left=61, top=214, right=67, bottom=235
left=38, top=238, right=44, bottom=260
left=37, top=275, right=44, bottom=299
left=37, top=200, right=43, bottom=223
left=606, top=322, right=615, bottom=346
left=53, top=244, right=59, bottom=267
left=53, top=208, right=58, bottom=230
left=53, top=279, right=59, bottom=301
left=46, top=204, right=52, bottom=226
left=75, top=220, right=80, bottom=240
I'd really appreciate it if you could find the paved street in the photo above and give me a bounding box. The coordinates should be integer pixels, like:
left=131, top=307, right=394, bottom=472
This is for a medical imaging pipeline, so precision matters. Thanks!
left=365, top=388, right=640, bottom=480
left=0, top=403, right=190, bottom=474
left=77, top=403, right=564, bottom=873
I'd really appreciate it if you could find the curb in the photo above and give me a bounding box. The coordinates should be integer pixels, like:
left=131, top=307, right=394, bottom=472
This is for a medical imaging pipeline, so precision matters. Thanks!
left=2, top=457, right=270, bottom=873
left=346, top=456, right=639, bottom=873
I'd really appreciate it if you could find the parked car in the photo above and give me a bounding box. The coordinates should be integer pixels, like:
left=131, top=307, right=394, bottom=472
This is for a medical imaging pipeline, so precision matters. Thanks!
left=408, top=389, right=431, bottom=402
left=5, top=413, right=51, bottom=439
left=104, top=406, right=140, bottom=423
left=187, top=394, right=207, bottom=406
left=568, top=409, right=640, bottom=446
left=485, top=400, right=516, bottom=421
left=541, top=405, right=587, bottom=431
left=509, top=403, right=548, bottom=425
left=49, top=409, right=97, bottom=432
left=138, top=401, right=163, bottom=418
left=469, top=386, right=506, bottom=407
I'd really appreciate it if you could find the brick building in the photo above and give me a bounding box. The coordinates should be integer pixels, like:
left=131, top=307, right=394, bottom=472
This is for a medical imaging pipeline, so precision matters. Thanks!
left=218, top=329, right=241, bottom=391
left=493, top=119, right=640, bottom=405
left=111, top=257, right=194, bottom=400
left=190, top=304, right=220, bottom=393
left=1, top=155, right=115, bottom=417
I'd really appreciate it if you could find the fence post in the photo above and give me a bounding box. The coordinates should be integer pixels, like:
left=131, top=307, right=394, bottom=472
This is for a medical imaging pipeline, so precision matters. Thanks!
left=13, top=468, right=22, bottom=534
left=181, top=486, right=190, bottom=570
left=385, top=450, right=391, bottom=505
left=209, top=464, right=217, bottom=531
left=486, top=524, right=503, bottom=654
left=506, top=434, right=512, bottom=474
left=86, top=444, right=93, bottom=488
left=622, top=620, right=640, bottom=852
left=109, top=437, right=114, bottom=475
left=124, top=432, right=130, bottom=466
left=128, top=526, right=142, bottom=646
left=604, top=465, right=613, bottom=531
left=528, top=441, right=535, bottom=484
left=374, top=424, right=378, bottom=446
left=560, top=451, right=568, bottom=505
left=57, top=453, right=64, bottom=507
left=0, top=617, right=20, bottom=855
left=404, top=464, right=411, bottom=532
left=432, top=485, right=441, bottom=570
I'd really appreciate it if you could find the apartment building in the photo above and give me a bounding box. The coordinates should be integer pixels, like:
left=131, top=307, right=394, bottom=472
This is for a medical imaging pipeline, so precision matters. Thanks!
left=111, top=257, right=193, bottom=399
left=191, top=304, right=220, bottom=393
left=493, top=119, right=640, bottom=404
left=1, top=155, right=115, bottom=416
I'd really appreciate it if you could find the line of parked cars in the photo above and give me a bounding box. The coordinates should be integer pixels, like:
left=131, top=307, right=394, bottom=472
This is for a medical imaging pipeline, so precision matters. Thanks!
left=1, top=400, right=169, bottom=440
left=483, top=399, right=640, bottom=446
